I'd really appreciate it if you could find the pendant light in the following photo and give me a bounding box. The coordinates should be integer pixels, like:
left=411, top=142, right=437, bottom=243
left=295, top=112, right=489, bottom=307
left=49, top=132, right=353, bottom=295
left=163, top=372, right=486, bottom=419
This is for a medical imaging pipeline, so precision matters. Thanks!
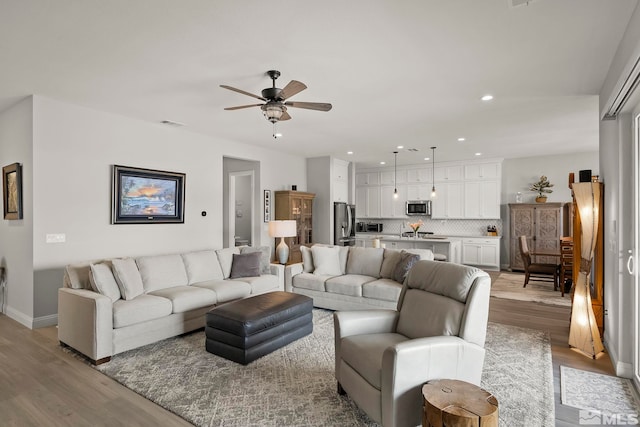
left=430, top=146, right=437, bottom=198
left=393, top=151, right=399, bottom=199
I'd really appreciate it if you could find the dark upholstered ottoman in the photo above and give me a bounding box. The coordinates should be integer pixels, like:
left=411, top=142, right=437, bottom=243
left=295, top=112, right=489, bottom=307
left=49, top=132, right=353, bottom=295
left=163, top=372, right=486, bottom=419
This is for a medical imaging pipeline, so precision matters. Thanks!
left=205, top=291, right=313, bottom=365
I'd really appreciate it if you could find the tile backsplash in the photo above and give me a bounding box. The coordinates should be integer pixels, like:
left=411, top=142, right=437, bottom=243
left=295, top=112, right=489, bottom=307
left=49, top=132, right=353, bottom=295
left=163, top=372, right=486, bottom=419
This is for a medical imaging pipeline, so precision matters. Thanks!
left=358, top=218, right=503, bottom=237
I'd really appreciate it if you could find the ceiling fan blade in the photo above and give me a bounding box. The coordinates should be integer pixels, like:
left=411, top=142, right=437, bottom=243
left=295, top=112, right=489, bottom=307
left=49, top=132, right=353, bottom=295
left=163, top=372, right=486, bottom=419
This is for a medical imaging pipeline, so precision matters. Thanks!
left=284, top=101, right=332, bottom=112
left=224, top=104, right=263, bottom=110
left=280, top=110, right=292, bottom=121
left=279, top=80, right=307, bottom=100
left=220, top=85, right=266, bottom=101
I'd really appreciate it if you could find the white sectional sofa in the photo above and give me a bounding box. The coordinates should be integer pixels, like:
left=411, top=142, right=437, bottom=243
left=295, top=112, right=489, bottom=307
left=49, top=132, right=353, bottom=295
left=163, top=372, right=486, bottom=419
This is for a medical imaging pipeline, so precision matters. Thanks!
left=58, top=246, right=283, bottom=364
left=284, top=245, right=434, bottom=311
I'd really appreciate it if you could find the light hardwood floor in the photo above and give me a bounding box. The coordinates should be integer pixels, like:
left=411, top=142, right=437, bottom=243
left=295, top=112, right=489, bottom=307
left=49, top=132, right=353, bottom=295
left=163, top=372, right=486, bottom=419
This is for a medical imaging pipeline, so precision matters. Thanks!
left=0, top=281, right=617, bottom=427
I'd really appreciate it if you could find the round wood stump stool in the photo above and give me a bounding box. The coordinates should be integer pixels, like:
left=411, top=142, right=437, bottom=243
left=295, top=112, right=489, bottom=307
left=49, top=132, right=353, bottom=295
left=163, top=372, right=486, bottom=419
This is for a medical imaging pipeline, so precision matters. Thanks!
left=422, top=379, right=498, bottom=427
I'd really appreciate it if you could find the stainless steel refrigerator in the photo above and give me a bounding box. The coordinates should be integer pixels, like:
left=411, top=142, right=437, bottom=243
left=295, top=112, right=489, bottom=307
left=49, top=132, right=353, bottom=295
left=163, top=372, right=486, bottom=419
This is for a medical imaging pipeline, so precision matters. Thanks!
left=334, top=202, right=356, bottom=246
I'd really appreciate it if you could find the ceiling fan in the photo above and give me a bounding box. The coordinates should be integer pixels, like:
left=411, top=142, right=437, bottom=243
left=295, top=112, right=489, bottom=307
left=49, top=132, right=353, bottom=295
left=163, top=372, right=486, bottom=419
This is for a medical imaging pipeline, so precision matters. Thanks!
left=220, top=70, right=332, bottom=125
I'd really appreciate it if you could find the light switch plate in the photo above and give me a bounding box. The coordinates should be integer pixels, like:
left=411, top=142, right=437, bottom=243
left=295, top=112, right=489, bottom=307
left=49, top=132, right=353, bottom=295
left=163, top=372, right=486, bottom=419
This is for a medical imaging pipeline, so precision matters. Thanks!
left=46, top=234, right=66, bottom=243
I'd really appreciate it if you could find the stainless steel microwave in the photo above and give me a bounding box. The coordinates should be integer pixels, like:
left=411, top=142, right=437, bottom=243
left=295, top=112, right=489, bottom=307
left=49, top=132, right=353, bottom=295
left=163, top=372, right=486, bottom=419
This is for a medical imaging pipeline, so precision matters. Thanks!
left=406, top=200, right=431, bottom=216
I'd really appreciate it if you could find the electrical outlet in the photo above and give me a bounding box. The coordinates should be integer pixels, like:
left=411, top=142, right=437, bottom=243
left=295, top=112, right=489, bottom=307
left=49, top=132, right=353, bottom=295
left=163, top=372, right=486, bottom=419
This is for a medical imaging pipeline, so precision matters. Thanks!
left=46, top=234, right=66, bottom=243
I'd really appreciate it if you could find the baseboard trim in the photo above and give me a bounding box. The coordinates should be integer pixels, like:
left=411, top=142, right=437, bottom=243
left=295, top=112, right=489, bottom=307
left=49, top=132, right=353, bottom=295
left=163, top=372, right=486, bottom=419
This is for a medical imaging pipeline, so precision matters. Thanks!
left=4, top=307, right=58, bottom=329
left=5, top=306, right=33, bottom=329
left=33, top=313, right=58, bottom=329
left=604, top=333, right=634, bottom=378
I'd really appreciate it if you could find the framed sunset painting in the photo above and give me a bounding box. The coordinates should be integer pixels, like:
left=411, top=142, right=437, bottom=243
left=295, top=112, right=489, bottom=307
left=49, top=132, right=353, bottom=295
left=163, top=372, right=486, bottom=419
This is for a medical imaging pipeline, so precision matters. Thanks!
left=111, top=165, right=185, bottom=224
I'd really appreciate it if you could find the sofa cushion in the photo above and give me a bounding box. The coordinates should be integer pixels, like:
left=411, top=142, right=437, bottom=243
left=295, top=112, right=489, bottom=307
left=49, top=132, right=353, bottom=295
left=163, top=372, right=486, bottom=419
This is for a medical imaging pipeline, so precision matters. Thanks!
left=136, top=254, right=189, bottom=292
left=341, top=333, right=408, bottom=389
left=148, top=286, right=218, bottom=313
left=182, top=250, right=224, bottom=284
left=216, top=247, right=240, bottom=279
left=192, top=279, right=252, bottom=303
left=112, top=294, right=173, bottom=328
left=392, top=251, right=420, bottom=284
left=230, top=252, right=261, bottom=278
left=292, top=272, right=336, bottom=292
left=240, top=246, right=271, bottom=274
left=362, top=278, right=403, bottom=302
left=112, top=258, right=145, bottom=300
left=232, top=275, right=279, bottom=294
left=89, top=262, right=121, bottom=302
left=311, top=246, right=342, bottom=275
left=379, top=249, right=402, bottom=280
left=326, top=274, right=376, bottom=297
left=346, top=247, right=384, bottom=278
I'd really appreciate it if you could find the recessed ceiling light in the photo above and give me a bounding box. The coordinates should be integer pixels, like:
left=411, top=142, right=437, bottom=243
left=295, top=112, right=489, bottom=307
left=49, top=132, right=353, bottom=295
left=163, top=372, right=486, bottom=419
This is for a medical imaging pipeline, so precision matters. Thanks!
left=274, top=133, right=283, bottom=138
left=481, top=95, right=494, bottom=101
left=457, top=137, right=466, bottom=142
left=347, top=151, right=353, bottom=155
left=475, top=152, right=482, bottom=156
left=397, top=145, right=404, bottom=149
left=380, top=161, right=386, bottom=165
left=424, top=157, right=430, bottom=161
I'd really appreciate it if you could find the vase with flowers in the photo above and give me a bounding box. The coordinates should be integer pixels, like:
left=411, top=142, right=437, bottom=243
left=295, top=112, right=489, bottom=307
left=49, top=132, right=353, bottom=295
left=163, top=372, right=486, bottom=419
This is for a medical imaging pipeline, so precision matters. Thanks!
left=409, top=220, right=424, bottom=238
left=529, top=175, right=554, bottom=203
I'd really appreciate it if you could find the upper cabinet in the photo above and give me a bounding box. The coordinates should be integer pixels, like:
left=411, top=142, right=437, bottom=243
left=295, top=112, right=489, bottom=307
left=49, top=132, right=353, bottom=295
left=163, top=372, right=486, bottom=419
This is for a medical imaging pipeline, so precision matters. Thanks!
left=434, top=165, right=463, bottom=182
left=356, top=172, right=380, bottom=186
left=464, top=163, right=500, bottom=180
left=407, top=167, right=431, bottom=183
left=380, top=169, right=407, bottom=185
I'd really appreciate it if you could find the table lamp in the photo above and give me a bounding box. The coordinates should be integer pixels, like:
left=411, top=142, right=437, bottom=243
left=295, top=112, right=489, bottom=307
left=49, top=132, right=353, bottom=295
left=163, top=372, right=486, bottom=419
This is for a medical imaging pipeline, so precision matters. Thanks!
left=268, top=220, right=297, bottom=264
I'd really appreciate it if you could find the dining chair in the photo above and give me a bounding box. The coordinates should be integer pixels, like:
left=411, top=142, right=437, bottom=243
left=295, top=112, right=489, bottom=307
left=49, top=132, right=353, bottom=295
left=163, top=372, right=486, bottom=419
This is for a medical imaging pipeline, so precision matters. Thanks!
left=518, top=236, right=559, bottom=293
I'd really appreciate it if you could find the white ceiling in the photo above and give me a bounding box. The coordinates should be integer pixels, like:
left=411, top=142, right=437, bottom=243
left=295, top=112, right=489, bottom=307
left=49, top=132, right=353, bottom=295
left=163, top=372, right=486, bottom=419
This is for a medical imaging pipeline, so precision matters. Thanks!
left=0, top=0, right=637, bottom=167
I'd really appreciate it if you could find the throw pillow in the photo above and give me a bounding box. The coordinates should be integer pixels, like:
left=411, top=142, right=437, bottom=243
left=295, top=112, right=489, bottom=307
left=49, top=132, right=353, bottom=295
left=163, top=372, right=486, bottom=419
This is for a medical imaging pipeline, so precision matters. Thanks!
left=111, top=258, right=144, bottom=300
left=240, top=246, right=271, bottom=274
left=89, top=262, right=121, bottom=302
left=230, top=252, right=261, bottom=279
left=311, top=246, right=342, bottom=276
left=215, top=247, right=240, bottom=279
left=379, top=249, right=403, bottom=279
left=300, top=245, right=314, bottom=273
left=392, top=251, right=421, bottom=284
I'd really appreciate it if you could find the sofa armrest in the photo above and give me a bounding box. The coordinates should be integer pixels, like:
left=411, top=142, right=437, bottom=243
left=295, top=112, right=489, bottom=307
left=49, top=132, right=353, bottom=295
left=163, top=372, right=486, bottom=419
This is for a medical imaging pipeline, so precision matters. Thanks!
left=380, top=336, right=485, bottom=427
left=284, top=263, right=303, bottom=292
left=334, top=310, right=399, bottom=339
left=58, top=288, right=113, bottom=363
left=269, top=263, right=285, bottom=291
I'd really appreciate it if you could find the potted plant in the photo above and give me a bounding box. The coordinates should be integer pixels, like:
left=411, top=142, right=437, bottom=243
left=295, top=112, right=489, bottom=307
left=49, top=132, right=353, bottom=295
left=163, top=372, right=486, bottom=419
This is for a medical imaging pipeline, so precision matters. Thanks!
left=529, top=175, right=554, bottom=203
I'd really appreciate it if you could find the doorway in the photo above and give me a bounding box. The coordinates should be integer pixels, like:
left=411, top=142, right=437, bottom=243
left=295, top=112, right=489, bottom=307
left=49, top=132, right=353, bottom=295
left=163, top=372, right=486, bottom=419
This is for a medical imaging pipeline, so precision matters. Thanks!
left=634, top=110, right=640, bottom=388
left=228, top=171, right=254, bottom=247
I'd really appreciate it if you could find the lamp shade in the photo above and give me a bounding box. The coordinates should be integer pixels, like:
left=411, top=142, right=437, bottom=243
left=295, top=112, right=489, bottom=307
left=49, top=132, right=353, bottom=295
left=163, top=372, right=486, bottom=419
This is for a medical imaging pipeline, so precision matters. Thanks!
left=268, top=220, right=297, bottom=238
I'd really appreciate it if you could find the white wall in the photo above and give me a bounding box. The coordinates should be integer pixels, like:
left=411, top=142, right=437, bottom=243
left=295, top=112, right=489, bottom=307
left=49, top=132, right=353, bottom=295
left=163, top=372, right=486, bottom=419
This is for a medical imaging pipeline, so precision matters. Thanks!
left=0, top=97, right=34, bottom=325
left=10, top=95, right=306, bottom=326
left=597, top=2, right=640, bottom=378
left=234, top=174, right=253, bottom=244
left=307, top=156, right=332, bottom=244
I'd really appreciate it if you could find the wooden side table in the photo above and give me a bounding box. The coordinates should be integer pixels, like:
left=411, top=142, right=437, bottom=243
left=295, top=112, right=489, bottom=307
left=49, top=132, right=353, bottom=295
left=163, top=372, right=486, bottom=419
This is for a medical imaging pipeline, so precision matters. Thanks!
left=422, top=379, right=498, bottom=427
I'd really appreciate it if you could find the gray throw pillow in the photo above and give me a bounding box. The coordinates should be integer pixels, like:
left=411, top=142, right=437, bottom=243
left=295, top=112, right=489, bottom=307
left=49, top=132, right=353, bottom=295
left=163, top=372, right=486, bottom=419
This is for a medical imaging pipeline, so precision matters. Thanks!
left=230, top=252, right=261, bottom=278
left=393, top=251, right=420, bottom=284
left=240, top=246, right=271, bottom=274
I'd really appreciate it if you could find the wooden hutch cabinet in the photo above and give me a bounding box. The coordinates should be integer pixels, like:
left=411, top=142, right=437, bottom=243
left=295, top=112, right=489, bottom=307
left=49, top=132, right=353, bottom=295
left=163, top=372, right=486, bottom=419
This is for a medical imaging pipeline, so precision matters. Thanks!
left=509, top=203, right=569, bottom=271
left=274, top=191, right=315, bottom=264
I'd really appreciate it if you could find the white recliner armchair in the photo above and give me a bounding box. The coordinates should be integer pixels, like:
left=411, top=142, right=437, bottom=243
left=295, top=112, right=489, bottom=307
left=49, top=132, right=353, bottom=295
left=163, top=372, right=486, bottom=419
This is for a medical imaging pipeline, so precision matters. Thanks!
left=333, top=260, right=491, bottom=427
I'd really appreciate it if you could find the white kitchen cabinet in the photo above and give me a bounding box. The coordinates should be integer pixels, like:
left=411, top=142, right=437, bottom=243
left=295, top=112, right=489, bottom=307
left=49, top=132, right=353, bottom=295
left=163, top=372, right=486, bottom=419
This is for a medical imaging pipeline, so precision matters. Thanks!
left=407, top=167, right=431, bottom=183
left=380, top=169, right=407, bottom=185
left=461, top=238, right=500, bottom=270
left=406, top=184, right=431, bottom=201
left=355, top=186, right=380, bottom=218
left=430, top=182, right=464, bottom=219
left=356, top=172, right=380, bottom=186
left=434, top=165, right=463, bottom=182
left=380, top=185, right=408, bottom=218
left=463, top=180, right=500, bottom=219
left=464, top=162, right=501, bottom=180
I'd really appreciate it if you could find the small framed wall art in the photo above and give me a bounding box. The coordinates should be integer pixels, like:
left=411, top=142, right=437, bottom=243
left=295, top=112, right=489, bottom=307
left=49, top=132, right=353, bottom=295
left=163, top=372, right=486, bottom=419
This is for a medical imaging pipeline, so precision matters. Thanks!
left=264, top=189, right=271, bottom=222
left=3, top=162, right=23, bottom=220
left=112, top=165, right=185, bottom=224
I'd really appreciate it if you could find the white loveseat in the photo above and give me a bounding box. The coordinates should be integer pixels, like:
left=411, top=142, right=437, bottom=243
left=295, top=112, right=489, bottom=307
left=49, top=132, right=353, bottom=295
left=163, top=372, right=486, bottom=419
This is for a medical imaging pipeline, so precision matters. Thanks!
left=58, top=247, right=283, bottom=364
left=284, top=246, right=434, bottom=311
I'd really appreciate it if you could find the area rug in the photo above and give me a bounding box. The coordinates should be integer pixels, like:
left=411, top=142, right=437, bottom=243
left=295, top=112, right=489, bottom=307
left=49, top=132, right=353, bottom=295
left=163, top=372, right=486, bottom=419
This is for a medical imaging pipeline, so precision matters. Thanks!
left=491, top=272, right=571, bottom=307
left=560, top=365, right=640, bottom=420
left=93, top=310, right=554, bottom=427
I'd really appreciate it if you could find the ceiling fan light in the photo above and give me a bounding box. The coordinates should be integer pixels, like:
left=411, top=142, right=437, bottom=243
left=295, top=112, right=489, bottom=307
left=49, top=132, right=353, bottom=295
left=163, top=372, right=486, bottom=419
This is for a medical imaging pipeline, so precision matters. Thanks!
left=262, top=104, right=284, bottom=123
